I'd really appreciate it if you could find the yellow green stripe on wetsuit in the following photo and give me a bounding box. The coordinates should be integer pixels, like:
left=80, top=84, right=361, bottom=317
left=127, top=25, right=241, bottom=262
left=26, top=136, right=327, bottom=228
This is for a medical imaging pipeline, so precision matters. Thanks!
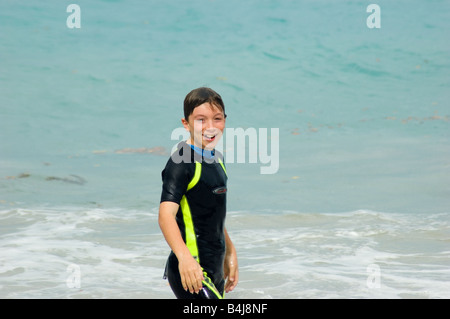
left=179, top=161, right=225, bottom=299
left=180, top=161, right=201, bottom=261
left=218, top=158, right=227, bottom=177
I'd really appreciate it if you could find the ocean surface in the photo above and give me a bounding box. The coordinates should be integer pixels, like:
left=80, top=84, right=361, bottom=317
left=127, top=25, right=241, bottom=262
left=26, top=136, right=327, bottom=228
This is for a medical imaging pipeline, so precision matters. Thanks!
left=1, top=0, right=449, bottom=298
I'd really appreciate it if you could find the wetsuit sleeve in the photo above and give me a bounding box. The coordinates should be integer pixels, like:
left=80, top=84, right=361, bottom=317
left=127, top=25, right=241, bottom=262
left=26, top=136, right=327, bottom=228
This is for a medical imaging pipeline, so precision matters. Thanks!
left=160, top=158, right=191, bottom=204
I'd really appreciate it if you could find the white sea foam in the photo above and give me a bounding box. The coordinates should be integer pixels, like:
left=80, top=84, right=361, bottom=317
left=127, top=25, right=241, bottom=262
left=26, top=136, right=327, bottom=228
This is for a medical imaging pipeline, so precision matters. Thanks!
left=1, top=207, right=449, bottom=299
left=0, top=207, right=171, bottom=298
left=227, top=210, right=450, bottom=299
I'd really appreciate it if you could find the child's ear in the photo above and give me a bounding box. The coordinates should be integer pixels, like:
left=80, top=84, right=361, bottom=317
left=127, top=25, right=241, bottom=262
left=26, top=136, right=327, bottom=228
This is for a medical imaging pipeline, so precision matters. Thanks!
left=181, top=118, right=190, bottom=131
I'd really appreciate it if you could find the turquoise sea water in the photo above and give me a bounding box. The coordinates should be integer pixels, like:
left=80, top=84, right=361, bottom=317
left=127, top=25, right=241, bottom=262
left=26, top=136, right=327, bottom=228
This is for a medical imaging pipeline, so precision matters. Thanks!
left=1, top=0, right=449, bottom=298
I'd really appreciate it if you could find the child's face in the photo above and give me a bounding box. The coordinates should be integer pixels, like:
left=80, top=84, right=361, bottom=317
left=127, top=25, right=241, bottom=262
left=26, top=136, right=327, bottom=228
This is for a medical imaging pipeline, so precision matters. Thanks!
left=182, top=102, right=226, bottom=150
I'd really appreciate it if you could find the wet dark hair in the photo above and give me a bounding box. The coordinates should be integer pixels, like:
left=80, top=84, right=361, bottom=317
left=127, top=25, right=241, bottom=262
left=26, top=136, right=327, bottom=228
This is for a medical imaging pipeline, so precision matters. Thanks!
left=183, top=87, right=226, bottom=121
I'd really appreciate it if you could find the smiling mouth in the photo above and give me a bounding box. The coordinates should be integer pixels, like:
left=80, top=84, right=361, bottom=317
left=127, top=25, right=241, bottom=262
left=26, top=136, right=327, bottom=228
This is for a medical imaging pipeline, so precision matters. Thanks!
left=203, top=133, right=216, bottom=142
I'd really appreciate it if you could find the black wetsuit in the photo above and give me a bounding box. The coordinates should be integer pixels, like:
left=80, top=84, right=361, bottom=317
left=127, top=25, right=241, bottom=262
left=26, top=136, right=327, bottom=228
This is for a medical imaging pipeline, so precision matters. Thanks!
left=161, top=141, right=227, bottom=299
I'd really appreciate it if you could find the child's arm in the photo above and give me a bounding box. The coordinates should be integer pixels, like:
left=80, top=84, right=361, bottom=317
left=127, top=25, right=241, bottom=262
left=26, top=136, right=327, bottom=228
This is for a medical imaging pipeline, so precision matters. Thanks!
left=223, top=227, right=239, bottom=293
left=158, top=201, right=204, bottom=294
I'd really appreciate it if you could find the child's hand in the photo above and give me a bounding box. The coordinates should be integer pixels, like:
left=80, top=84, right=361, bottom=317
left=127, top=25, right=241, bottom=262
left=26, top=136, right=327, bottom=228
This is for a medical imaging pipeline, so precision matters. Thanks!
left=178, top=255, right=204, bottom=294
left=224, top=250, right=239, bottom=293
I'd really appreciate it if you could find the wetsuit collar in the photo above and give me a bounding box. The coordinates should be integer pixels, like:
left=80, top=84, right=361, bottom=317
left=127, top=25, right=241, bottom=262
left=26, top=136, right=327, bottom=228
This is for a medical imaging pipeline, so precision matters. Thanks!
left=189, top=143, right=215, bottom=159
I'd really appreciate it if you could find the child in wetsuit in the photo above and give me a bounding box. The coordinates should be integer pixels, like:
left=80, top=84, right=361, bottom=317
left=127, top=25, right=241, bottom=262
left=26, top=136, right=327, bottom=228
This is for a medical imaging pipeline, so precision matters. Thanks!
left=159, top=87, right=238, bottom=299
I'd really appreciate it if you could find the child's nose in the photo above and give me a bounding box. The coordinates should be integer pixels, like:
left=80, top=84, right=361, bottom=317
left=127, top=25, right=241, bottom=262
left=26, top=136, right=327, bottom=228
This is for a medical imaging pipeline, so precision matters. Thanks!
left=204, top=119, right=214, bottom=129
